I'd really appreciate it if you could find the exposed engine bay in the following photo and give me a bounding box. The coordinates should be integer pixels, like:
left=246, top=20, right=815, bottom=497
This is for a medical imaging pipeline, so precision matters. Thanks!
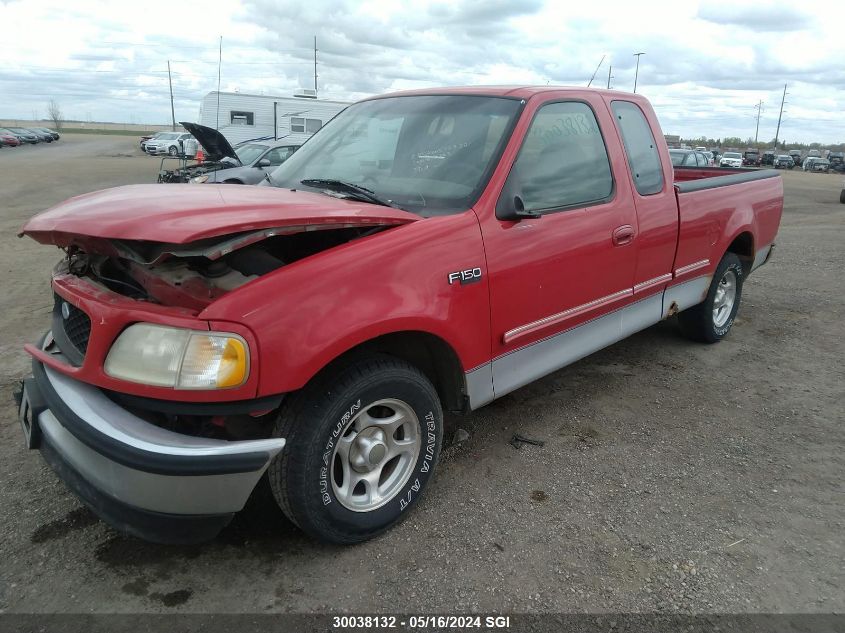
left=156, top=155, right=239, bottom=184
left=60, top=224, right=389, bottom=312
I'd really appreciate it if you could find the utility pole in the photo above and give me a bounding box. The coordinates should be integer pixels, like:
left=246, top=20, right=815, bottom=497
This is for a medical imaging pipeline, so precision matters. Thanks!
left=167, top=60, right=176, bottom=131
left=216, top=36, right=222, bottom=130
left=773, top=83, right=787, bottom=150
left=607, top=65, right=613, bottom=89
left=633, top=52, right=645, bottom=93
left=314, top=36, right=318, bottom=94
left=754, top=100, right=763, bottom=144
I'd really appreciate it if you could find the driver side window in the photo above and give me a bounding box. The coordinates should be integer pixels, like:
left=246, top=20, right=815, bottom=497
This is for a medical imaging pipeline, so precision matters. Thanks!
left=264, top=146, right=295, bottom=166
left=507, top=102, right=613, bottom=213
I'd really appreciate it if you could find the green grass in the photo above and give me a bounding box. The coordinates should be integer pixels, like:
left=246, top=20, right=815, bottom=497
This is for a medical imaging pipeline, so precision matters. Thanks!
left=60, top=128, right=159, bottom=136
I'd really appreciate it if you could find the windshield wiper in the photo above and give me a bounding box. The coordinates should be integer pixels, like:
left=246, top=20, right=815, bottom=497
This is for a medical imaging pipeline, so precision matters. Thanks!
left=300, top=179, right=400, bottom=209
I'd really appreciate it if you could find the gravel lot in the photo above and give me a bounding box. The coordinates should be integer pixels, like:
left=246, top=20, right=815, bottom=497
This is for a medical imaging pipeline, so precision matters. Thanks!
left=0, top=135, right=842, bottom=614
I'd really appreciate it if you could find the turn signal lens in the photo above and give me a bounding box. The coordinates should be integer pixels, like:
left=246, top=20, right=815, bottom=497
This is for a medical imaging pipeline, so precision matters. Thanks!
left=178, top=334, right=248, bottom=389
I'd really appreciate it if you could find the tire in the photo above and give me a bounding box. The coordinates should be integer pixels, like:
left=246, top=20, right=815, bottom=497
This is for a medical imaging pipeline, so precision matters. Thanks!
left=840, top=189, right=845, bottom=204
left=268, top=355, right=443, bottom=544
left=678, top=252, right=744, bottom=344
left=168, top=145, right=178, bottom=156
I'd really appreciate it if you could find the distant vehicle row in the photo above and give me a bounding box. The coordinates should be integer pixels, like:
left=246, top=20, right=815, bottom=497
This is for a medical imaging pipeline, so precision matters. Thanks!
left=0, top=127, right=60, bottom=147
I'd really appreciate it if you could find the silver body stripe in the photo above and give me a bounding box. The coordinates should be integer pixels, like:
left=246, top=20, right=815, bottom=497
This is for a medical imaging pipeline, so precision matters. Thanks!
left=465, top=275, right=713, bottom=410
left=674, top=259, right=710, bottom=276
left=502, top=288, right=632, bottom=344
left=751, top=243, right=773, bottom=272
left=661, top=275, right=711, bottom=318
left=492, top=293, right=664, bottom=400
left=633, top=273, right=673, bottom=294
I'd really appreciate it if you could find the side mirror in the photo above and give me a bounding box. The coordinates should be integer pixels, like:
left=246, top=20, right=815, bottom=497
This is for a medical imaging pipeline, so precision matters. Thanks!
left=256, top=158, right=272, bottom=168
left=495, top=166, right=540, bottom=221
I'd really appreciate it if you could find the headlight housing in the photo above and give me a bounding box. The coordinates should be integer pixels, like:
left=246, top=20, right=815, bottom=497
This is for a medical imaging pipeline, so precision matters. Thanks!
left=104, top=324, right=249, bottom=389
left=190, top=174, right=210, bottom=184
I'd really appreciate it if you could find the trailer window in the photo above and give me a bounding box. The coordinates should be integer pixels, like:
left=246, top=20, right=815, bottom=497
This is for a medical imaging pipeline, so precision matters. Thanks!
left=291, top=117, right=323, bottom=134
left=611, top=101, right=664, bottom=195
left=230, top=111, right=254, bottom=126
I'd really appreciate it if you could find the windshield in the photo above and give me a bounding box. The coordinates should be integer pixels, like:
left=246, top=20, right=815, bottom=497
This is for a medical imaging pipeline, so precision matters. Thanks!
left=268, top=95, right=522, bottom=215
left=235, top=143, right=269, bottom=164
left=158, top=133, right=179, bottom=140
left=724, top=152, right=741, bottom=159
left=668, top=150, right=687, bottom=166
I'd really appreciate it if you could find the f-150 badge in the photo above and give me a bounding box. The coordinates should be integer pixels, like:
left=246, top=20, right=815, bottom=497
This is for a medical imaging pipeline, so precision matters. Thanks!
left=448, top=268, right=482, bottom=285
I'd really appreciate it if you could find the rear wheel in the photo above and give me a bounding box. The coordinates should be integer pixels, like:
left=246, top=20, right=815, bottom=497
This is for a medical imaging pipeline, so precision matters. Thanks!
left=268, top=355, right=443, bottom=544
left=678, top=252, right=744, bottom=343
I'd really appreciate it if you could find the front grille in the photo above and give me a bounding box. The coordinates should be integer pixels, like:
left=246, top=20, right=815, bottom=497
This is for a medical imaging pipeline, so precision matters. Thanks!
left=52, top=294, right=91, bottom=365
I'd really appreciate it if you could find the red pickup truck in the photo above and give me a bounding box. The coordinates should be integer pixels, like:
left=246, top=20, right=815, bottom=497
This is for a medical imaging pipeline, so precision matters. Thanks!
left=17, top=87, right=782, bottom=545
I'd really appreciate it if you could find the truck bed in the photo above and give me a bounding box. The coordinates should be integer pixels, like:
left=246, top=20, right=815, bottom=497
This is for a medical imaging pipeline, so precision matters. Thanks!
left=672, top=167, right=783, bottom=281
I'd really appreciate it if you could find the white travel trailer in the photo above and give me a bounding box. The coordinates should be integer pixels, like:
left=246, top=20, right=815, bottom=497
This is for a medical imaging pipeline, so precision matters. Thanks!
left=198, top=90, right=349, bottom=146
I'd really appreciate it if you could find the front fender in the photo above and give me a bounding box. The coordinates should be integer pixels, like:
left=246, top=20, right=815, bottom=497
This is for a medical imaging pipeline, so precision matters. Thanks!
left=202, top=211, right=491, bottom=396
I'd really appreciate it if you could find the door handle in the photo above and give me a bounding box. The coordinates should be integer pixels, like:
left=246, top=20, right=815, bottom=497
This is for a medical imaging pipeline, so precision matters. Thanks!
left=612, top=225, right=635, bottom=246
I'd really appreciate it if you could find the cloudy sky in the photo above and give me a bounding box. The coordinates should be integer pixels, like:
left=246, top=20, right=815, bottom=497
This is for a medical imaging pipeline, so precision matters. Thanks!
left=1, top=0, right=842, bottom=144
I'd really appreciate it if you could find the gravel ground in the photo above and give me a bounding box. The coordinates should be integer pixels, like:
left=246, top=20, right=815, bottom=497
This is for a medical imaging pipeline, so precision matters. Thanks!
left=0, top=136, right=842, bottom=614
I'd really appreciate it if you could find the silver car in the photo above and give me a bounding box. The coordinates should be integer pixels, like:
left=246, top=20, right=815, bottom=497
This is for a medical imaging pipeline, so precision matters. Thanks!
left=191, top=142, right=299, bottom=184
left=146, top=132, right=195, bottom=156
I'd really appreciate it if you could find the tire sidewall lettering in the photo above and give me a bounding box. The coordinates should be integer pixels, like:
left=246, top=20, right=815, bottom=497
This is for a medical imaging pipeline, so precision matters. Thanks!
left=310, top=378, right=441, bottom=531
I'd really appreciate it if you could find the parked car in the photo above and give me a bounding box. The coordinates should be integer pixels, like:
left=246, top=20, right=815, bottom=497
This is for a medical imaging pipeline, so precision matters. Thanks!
left=761, top=151, right=775, bottom=166
left=720, top=152, right=743, bottom=168
left=140, top=132, right=165, bottom=152
left=25, top=128, right=54, bottom=143
left=5, top=127, right=40, bottom=144
left=773, top=155, right=794, bottom=169
left=31, top=127, right=60, bottom=141
left=156, top=122, right=299, bottom=184
left=144, top=131, right=195, bottom=156
left=17, top=86, right=783, bottom=545
left=669, top=149, right=709, bottom=167
left=804, top=158, right=830, bottom=173
left=0, top=129, right=22, bottom=147
left=828, top=152, right=844, bottom=172
left=788, top=150, right=802, bottom=167
left=742, top=150, right=760, bottom=166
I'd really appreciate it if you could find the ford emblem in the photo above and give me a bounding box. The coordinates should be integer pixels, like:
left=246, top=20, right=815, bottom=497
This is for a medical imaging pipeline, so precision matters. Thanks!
left=61, top=302, right=70, bottom=320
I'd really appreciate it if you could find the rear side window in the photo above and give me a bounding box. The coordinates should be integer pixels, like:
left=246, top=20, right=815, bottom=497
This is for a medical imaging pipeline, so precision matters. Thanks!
left=510, top=101, right=613, bottom=212
left=611, top=101, right=664, bottom=195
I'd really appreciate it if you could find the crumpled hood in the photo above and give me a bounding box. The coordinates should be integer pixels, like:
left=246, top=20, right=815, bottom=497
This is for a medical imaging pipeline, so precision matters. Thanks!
left=20, top=184, right=420, bottom=246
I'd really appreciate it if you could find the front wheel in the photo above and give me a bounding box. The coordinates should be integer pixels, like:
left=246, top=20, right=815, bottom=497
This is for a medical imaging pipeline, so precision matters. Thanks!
left=168, top=145, right=178, bottom=156
left=678, top=252, right=744, bottom=343
left=268, top=355, right=443, bottom=544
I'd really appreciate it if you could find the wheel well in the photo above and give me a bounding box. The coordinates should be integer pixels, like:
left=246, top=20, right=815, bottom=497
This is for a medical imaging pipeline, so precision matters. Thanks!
left=727, top=232, right=754, bottom=275
left=322, top=332, right=467, bottom=414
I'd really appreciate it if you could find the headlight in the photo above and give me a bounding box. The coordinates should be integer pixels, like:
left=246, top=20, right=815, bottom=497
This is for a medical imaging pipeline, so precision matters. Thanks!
left=190, top=175, right=210, bottom=184
left=104, top=324, right=249, bottom=389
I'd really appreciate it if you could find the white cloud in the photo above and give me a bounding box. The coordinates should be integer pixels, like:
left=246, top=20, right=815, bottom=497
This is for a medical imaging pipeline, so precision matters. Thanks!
left=0, top=0, right=842, bottom=144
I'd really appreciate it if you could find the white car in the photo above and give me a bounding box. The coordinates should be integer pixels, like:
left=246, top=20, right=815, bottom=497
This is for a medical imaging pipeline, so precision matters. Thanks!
left=720, top=152, right=743, bottom=168
left=145, top=132, right=195, bottom=156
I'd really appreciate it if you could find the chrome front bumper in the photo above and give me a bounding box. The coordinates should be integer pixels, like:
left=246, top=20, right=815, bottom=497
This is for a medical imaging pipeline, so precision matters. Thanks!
left=22, top=352, right=285, bottom=544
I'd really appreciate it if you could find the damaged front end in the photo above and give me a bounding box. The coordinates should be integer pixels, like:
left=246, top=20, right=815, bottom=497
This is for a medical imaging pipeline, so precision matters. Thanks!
left=60, top=222, right=390, bottom=312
